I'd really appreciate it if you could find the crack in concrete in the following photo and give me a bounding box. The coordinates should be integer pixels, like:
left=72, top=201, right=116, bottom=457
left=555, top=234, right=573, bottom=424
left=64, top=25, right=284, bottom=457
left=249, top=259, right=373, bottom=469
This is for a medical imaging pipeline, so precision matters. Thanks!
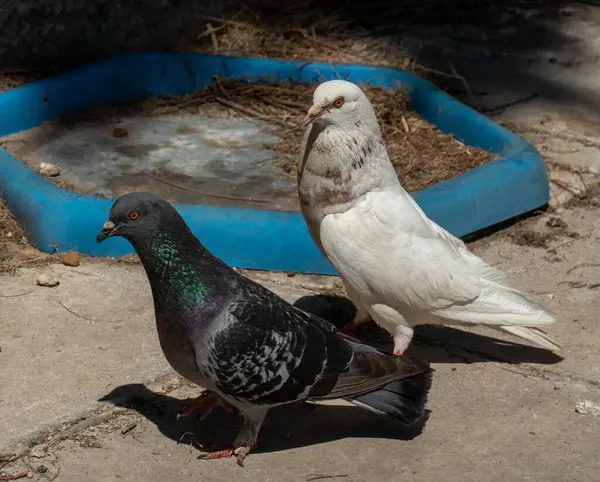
left=422, top=337, right=600, bottom=391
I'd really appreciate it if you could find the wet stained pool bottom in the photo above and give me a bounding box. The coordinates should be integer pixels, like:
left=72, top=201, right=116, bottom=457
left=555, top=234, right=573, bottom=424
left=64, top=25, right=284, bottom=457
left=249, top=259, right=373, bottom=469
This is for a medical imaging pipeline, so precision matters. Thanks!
left=1, top=114, right=299, bottom=211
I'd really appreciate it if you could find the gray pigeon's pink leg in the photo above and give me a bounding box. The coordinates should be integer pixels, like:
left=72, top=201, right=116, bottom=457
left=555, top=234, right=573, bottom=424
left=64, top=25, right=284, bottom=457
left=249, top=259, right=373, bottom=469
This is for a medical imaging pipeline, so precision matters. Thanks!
left=338, top=280, right=373, bottom=336
left=177, top=390, right=233, bottom=420
left=198, top=407, right=268, bottom=467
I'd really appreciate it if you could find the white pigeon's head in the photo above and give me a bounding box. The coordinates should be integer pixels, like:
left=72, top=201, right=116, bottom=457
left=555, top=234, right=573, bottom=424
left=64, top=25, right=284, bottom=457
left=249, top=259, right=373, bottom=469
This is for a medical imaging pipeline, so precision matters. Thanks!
left=302, top=80, right=377, bottom=130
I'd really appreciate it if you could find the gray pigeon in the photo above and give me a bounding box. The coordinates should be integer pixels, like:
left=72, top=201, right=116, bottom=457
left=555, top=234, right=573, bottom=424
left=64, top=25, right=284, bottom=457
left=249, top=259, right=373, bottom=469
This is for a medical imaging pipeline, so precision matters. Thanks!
left=97, top=192, right=433, bottom=466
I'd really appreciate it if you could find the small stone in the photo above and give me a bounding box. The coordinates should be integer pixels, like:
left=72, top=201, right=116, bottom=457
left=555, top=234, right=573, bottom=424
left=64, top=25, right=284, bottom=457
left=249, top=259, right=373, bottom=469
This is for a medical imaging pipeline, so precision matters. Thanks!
left=39, top=162, right=61, bottom=177
left=62, top=251, right=80, bottom=267
left=576, top=400, right=600, bottom=416
left=29, top=444, right=48, bottom=458
left=286, top=270, right=296, bottom=278
left=36, top=273, right=59, bottom=288
left=547, top=293, right=555, bottom=300
left=37, top=464, right=48, bottom=474
left=588, top=166, right=599, bottom=175
left=545, top=217, right=567, bottom=229
left=112, top=127, right=129, bottom=138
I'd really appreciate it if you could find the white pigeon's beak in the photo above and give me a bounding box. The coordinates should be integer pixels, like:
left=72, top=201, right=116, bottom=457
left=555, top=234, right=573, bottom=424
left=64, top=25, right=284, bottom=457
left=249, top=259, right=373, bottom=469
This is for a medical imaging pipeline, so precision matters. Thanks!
left=302, top=105, right=324, bottom=128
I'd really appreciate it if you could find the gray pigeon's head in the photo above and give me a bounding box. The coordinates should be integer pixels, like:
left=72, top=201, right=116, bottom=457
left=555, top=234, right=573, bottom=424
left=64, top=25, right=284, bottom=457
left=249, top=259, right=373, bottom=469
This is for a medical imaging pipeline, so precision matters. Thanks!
left=97, top=192, right=182, bottom=243
left=302, top=80, right=377, bottom=130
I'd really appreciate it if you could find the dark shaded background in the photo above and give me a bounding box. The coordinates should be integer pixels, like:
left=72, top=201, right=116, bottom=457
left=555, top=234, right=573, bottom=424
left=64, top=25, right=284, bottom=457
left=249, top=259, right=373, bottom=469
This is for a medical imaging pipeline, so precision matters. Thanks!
left=0, top=1, right=572, bottom=75
left=3, top=0, right=594, bottom=120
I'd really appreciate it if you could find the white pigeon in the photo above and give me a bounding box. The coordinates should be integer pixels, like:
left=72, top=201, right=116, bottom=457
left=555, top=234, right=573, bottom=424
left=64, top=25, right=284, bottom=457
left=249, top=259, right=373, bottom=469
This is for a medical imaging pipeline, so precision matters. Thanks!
left=297, top=79, right=559, bottom=355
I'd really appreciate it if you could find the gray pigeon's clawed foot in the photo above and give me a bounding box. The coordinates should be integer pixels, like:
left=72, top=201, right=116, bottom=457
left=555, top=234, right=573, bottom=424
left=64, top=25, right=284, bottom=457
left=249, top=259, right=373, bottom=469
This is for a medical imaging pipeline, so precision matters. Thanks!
left=197, top=445, right=251, bottom=467
left=176, top=390, right=233, bottom=421
left=198, top=407, right=267, bottom=467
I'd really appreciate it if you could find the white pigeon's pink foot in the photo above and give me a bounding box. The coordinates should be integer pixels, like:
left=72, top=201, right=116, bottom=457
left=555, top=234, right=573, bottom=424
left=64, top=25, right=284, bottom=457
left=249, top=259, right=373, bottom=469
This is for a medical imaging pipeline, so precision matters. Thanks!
left=393, top=350, right=403, bottom=356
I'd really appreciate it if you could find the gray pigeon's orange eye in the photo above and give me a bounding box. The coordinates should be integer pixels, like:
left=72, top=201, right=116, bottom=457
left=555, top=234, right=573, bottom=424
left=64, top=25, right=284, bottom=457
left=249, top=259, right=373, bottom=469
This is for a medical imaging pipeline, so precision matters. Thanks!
left=128, top=210, right=140, bottom=220
left=332, top=97, right=344, bottom=108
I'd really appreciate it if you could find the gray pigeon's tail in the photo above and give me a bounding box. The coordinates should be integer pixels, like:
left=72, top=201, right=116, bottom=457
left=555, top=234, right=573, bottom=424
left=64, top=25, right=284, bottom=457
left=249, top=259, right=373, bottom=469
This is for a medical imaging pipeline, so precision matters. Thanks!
left=347, top=369, right=433, bottom=425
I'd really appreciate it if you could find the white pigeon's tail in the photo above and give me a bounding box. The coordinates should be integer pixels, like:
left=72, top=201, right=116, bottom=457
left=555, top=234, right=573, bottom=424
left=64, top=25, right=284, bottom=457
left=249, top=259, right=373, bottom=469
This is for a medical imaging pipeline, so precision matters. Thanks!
left=493, top=325, right=561, bottom=351
left=435, top=256, right=560, bottom=351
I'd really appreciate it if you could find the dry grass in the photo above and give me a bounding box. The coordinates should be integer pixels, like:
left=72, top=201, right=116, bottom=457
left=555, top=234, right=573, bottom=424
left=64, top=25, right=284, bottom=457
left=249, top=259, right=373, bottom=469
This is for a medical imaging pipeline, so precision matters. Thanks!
left=190, top=1, right=456, bottom=72
left=0, top=201, right=56, bottom=274
left=123, top=78, right=495, bottom=193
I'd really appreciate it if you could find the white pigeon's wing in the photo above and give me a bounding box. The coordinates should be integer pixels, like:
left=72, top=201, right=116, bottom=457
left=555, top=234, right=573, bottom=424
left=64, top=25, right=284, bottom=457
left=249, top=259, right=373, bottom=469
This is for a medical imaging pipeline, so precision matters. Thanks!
left=320, top=187, right=482, bottom=311
left=388, top=187, right=556, bottom=328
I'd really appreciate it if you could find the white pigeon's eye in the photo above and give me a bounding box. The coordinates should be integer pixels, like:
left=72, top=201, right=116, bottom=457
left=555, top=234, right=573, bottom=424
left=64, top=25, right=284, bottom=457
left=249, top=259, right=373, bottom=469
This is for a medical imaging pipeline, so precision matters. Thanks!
left=332, top=97, right=344, bottom=108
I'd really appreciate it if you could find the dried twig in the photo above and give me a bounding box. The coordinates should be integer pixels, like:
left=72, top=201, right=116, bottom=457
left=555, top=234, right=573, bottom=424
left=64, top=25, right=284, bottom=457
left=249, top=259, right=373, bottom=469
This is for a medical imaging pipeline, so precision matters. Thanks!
left=58, top=301, right=120, bottom=324
left=306, top=475, right=349, bottom=481
left=213, top=75, right=231, bottom=100
left=178, top=432, right=204, bottom=451
left=252, top=84, right=312, bottom=98
left=414, top=65, right=463, bottom=80
left=216, top=96, right=294, bottom=127
left=144, top=172, right=269, bottom=204
left=400, top=116, right=410, bottom=134
left=206, top=23, right=220, bottom=52
left=197, top=23, right=227, bottom=40
left=0, top=289, right=33, bottom=298
left=550, top=178, right=586, bottom=199
left=120, top=422, right=137, bottom=435
left=448, top=62, right=481, bottom=111
left=567, top=262, right=600, bottom=274
left=482, top=93, right=539, bottom=115
left=196, top=15, right=260, bottom=31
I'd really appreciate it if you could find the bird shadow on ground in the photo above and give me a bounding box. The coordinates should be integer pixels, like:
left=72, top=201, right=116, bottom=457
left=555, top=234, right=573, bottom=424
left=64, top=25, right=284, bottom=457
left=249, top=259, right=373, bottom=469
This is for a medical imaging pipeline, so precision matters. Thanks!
left=99, top=384, right=427, bottom=456
left=293, top=294, right=564, bottom=366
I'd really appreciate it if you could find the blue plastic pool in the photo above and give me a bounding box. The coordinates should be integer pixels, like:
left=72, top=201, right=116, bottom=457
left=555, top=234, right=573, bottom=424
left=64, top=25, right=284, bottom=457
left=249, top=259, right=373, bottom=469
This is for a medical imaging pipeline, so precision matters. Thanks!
left=0, top=53, right=549, bottom=275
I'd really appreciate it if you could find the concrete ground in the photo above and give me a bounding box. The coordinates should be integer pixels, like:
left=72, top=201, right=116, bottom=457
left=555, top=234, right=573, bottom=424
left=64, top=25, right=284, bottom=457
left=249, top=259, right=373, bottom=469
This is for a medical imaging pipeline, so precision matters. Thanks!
left=2, top=204, right=600, bottom=481
left=5, top=2, right=600, bottom=481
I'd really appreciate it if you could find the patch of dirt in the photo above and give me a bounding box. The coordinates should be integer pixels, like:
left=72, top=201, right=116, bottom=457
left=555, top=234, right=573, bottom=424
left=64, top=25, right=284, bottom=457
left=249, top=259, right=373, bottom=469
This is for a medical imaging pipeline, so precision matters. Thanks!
left=0, top=201, right=57, bottom=274
left=506, top=211, right=584, bottom=250
left=316, top=277, right=347, bottom=298
left=510, top=230, right=558, bottom=249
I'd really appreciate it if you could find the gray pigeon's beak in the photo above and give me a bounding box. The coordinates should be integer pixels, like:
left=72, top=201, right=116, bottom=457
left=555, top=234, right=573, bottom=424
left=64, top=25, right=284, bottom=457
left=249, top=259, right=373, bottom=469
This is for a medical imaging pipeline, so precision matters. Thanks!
left=302, top=105, right=324, bottom=128
left=96, top=220, right=118, bottom=243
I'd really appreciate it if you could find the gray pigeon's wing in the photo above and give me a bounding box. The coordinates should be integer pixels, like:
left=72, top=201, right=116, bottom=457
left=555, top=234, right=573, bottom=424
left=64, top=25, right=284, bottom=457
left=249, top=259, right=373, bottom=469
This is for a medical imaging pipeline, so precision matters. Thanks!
left=200, top=281, right=429, bottom=406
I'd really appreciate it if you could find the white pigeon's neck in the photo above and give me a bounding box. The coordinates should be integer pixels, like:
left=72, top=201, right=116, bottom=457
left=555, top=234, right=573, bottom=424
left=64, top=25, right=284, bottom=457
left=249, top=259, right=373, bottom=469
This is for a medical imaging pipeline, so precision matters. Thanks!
left=298, top=119, right=399, bottom=213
